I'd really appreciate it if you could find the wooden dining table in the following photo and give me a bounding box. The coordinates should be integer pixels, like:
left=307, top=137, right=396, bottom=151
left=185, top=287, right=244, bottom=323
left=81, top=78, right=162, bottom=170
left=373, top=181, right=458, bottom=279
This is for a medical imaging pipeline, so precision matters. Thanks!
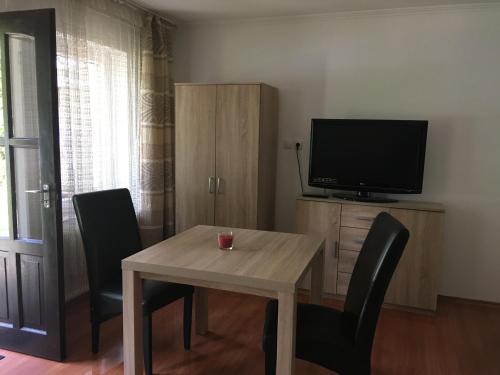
left=121, top=225, right=325, bottom=375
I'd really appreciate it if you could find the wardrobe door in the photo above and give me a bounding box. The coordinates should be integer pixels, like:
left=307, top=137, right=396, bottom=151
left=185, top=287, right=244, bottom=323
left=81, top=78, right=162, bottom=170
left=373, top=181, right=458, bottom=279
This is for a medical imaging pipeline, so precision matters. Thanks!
left=175, top=85, right=216, bottom=233
left=214, top=85, right=260, bottom=228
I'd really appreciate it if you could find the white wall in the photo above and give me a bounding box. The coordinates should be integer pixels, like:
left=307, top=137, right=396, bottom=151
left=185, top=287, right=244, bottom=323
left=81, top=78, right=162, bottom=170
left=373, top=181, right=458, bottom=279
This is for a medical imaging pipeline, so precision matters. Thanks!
left=173, top=5, right=500, bottom=303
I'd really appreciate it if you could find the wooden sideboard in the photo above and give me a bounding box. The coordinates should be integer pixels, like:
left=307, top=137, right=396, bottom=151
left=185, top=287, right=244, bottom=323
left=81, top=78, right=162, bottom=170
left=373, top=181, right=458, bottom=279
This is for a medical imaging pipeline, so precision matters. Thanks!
left=296, top=197, right=444, bottom=311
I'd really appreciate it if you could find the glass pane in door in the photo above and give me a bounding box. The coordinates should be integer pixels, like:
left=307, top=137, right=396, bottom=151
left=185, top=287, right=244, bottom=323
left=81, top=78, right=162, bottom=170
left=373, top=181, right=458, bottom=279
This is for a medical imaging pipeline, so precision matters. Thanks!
left=14, top=148, right=42, bottom=240
left=0, top=49, right=7, bottom=238
left=0, top=147, right=7, bottom=238
left=8, top=34, right=39, bottom=138
left=0, top=48, right=4, bottom=138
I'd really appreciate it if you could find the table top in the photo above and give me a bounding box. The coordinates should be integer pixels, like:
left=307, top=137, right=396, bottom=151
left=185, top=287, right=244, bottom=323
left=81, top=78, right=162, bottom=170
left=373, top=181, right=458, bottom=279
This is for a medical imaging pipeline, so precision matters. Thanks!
left=122, top=225, right=325, bottom=293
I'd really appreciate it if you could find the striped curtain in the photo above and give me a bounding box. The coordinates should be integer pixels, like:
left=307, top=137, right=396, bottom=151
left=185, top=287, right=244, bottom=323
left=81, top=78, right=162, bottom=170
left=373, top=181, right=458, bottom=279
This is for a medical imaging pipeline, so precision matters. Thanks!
left=138, top=16, right=175, bottom=247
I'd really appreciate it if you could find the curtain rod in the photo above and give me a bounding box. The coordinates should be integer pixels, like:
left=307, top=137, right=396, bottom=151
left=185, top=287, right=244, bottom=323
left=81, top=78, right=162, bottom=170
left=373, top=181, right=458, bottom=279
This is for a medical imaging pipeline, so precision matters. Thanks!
left=116, top=0, right=178, bottom=28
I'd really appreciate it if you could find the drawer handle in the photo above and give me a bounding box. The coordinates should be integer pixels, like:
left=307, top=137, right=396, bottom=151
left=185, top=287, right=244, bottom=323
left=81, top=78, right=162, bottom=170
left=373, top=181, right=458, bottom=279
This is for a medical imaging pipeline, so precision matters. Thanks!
left=353, top=239, right=365, bottom=245
left=356, top=216, right=374, bottom=222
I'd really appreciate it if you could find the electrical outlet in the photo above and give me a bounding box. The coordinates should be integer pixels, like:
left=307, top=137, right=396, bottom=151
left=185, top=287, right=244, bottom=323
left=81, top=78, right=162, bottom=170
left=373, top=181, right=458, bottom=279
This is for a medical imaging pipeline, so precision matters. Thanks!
left=283, top=139, right=303, bottom=150
left=283, top=139, right=294, bottom=149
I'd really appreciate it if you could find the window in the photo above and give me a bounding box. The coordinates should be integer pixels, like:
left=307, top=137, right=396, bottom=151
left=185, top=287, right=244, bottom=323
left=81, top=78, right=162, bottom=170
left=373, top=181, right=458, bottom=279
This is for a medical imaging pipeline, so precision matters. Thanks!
left=55, top=10, right=141, bottom=297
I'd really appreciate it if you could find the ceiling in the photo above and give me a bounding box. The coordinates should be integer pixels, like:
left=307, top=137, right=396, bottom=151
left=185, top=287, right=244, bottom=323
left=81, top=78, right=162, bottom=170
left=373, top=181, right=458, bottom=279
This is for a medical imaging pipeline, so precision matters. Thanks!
left=134, top=0, right=500, bottom=23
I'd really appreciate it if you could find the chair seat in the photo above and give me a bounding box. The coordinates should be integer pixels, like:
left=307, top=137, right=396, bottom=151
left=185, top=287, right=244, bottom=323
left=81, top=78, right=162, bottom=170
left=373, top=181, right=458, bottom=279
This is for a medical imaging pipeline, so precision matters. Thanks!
left=98, top=279, right=194, bottom=321
left=263, top=300, right=355, bottom=371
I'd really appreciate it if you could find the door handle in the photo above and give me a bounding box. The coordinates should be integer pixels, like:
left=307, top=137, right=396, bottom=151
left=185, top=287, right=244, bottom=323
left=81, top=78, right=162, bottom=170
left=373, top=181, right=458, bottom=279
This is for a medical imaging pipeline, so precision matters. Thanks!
left=25, top=184, right=51, bottom=208
left=208, top=177, right=215, bottom=194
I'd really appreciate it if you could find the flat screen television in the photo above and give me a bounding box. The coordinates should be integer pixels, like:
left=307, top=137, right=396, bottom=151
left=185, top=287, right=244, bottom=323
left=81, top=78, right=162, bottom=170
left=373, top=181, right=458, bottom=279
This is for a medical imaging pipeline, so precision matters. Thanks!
left=308, top=119, right=428, bottom=203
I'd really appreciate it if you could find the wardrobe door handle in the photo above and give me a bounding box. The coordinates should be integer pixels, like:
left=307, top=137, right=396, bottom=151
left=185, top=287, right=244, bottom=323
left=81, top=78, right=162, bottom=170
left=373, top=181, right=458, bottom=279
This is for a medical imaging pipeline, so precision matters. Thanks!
left=216, top=177, right=222, bottom=194
left=208, top=177, right=215, bottom=194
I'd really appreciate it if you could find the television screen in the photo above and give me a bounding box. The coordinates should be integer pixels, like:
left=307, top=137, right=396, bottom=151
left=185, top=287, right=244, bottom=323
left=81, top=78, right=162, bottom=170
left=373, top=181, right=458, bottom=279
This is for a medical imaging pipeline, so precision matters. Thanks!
left=309, top=119, right=428, bottom=194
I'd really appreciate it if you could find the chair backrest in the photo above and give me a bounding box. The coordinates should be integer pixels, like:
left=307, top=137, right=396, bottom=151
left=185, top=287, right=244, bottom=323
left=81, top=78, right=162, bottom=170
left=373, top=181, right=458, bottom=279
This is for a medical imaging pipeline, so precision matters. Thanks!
left=343, top=212, right=409, bottom=353
left=72, top=189, right=142, bottom=294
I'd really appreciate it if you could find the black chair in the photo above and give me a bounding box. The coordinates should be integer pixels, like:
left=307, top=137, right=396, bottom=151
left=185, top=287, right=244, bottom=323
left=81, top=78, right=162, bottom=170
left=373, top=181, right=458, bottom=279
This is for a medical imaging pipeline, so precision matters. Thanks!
left=262, top=212, right=409, bottom=375
left=73, top=188, right=194, bottom=375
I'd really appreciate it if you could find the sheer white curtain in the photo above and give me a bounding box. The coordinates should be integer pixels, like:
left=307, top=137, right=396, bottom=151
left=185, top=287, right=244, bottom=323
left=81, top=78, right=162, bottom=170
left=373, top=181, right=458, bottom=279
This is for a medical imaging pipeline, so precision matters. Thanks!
left=57, top=2, right=141, bottom=299
left=0, top=0, right=143, bottom=299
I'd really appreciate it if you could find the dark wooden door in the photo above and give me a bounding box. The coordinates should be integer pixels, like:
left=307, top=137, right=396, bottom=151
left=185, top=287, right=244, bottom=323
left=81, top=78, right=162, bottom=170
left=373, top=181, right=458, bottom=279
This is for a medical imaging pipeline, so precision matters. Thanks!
left=0, top=9, right=65, bottom=360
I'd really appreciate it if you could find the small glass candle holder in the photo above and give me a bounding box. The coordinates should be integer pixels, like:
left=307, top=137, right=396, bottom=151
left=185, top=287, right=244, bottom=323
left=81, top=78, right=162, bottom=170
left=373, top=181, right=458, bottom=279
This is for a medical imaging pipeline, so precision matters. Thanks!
left=217, top=231, right=234, bottom=250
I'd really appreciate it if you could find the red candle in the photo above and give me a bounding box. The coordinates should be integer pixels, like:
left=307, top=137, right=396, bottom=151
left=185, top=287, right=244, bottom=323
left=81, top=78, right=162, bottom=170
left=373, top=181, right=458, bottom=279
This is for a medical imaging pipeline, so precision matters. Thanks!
left=218, top=232, right=234, bottom=250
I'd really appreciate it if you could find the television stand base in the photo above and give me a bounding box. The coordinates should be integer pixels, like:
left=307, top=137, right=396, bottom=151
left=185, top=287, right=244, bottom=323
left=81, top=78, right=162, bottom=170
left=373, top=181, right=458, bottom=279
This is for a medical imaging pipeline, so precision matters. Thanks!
left=302, top=193, right=329, bottom=199
left=332, top=191, right=398, bottom=203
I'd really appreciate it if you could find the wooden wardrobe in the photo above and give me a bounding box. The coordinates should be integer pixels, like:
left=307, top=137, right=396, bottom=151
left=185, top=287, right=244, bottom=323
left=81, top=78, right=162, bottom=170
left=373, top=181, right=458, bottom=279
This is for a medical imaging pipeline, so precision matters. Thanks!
left=175, top=83, right=279, bottom=233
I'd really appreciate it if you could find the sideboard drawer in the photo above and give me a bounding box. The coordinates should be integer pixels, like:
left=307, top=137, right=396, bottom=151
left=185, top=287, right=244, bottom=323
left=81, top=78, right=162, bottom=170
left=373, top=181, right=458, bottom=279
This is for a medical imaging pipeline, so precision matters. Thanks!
left=339, top=250, right=359, bottom=274
left=341, top=205, right=386, bottom=229
left=339, top=227, right=369, bottom=251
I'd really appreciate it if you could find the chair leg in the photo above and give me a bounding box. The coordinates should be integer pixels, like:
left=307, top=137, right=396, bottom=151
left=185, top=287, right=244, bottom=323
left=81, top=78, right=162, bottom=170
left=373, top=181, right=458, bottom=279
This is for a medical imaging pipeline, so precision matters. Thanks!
left=183, top=294, right=193, bottom=350
left=143, top=313, right=153, bottom=375
left=264, top=350, right=277, bottom=375
left=91, top=322, right=100, bottom=354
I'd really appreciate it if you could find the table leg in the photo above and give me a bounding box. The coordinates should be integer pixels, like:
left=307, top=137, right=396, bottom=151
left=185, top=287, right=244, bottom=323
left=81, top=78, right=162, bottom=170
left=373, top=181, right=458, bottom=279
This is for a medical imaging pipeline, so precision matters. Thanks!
left=123, top=270, right=143, bottom=375
left=310, top=246, right=324, bottom=305
left=276, top=291, right=297, bottom=375
left=195, top=287, right=208, bottom=335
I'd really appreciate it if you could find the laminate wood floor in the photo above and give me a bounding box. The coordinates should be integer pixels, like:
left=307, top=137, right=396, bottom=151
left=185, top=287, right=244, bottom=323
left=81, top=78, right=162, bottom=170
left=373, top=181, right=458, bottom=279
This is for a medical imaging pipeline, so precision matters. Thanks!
left=0, top=290, right=499, bottom=374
